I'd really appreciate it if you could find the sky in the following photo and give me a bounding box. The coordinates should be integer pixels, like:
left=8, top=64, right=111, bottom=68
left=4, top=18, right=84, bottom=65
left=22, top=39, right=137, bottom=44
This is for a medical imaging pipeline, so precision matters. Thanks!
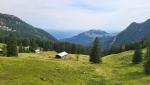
left=0, top=0, right=150, bottom=33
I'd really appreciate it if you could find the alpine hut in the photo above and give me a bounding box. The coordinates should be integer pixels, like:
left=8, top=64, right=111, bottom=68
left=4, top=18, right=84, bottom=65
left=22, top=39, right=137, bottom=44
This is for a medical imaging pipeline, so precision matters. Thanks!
left=55, top=51, right=68, bottom=59
left=34, top=49, right=40, bottom=53
left=0, top=49, right=3, bottom=55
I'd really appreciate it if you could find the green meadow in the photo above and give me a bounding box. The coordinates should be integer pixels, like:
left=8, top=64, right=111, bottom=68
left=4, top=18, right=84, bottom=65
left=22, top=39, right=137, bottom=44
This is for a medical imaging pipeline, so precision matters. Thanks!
left=0, top=50, right=149, bottom=85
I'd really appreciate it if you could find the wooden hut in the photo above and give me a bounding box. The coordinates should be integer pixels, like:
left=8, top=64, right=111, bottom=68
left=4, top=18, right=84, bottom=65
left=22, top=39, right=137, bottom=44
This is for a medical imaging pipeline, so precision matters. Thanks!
left=55, top=52, right=68, bottom=59
left=34, top=49, right=40, bottom=53
left=0, top=49, right=3, bottom=55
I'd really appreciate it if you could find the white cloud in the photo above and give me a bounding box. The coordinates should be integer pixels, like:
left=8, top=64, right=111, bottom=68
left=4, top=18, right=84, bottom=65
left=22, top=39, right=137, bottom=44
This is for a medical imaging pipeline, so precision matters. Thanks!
left=0, top=0, right=150, bottom=32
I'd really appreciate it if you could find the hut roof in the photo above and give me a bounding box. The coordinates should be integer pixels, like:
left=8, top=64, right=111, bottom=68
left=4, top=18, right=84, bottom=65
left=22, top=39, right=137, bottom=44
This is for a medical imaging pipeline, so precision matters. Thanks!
left=35, top=49, right=40, bottom=52
left=57, top=52, right=68, bottom=57
left=0, top=49, right=2, bottom=51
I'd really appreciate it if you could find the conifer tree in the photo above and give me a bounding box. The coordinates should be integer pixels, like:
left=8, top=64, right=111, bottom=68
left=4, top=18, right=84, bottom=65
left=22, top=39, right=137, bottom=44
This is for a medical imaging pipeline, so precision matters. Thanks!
left=90, top=37, right=101, bottom=63
left=144, top=41, right=150, bottom=74
left=132, top=46, right=142, bottom=64
left=145, top=40, right=150, bottom=60
left=144, top=58, right=150, bottom=75
left=6, top=34, right=18, bottom=57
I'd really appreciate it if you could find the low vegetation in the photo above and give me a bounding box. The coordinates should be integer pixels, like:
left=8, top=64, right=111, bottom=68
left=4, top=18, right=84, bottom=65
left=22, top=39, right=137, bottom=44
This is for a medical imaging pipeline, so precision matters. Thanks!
left=0, top=50, right=149, bottom=85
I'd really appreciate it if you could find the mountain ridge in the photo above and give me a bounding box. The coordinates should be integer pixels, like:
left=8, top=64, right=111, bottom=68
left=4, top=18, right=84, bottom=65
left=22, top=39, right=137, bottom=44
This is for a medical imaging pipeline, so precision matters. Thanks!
left=61, top=29, right=115, bottom=49
left=112, top=19, right=150, bottom=46
left=0, top=13, right=57, bottom=41
left=61, top=18, right=150, bottom=49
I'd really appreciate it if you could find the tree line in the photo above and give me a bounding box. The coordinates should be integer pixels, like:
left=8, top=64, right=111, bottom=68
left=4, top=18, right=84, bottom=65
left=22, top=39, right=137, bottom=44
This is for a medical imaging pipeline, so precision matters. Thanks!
left=0, top=34, right=91, bottom=57
left=0, top=35, right=102, bottom=64
left=103, top=39, right=150, bottom=56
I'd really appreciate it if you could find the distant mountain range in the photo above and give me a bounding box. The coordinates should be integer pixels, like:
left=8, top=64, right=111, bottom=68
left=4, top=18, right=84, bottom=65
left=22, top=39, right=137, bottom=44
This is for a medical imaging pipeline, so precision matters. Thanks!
left=0, top=13, right=56, bottom=41
left=61, top=29, right=105, bottom=44
left=61, top=19, right=150, bottom=49
left=61, top=29, right=116, bottom=49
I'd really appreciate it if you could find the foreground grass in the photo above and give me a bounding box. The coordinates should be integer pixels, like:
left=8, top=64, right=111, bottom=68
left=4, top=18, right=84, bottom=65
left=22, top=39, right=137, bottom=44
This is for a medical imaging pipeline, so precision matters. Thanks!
left=0, top=50, right=149, bottom=85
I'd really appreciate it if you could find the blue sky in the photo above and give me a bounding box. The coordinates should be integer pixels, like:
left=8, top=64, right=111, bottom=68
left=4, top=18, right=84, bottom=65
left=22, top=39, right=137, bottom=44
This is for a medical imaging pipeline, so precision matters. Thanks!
left=0, top=0, right=150, bottom=32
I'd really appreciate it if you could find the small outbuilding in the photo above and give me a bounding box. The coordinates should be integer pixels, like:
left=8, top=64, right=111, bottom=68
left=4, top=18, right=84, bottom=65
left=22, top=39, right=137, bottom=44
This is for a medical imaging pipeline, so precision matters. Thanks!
left=34, top=49, right=40, bottom=54
left=55, top=52, right=68, bottom=59
left=0, top=49, right=3, bottom=55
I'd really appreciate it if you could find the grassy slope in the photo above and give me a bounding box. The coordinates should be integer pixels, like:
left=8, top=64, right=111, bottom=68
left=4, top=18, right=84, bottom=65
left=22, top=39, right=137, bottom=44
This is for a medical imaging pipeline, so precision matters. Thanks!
left=0, top=43, right=5, bottom=48
left=0, top=50, right=149, bottom=85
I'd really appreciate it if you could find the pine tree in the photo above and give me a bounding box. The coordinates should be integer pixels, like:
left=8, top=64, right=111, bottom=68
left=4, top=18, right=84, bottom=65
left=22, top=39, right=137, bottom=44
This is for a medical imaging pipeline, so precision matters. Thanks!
left=6, top=34, right=18, bottom=57
left=145, top=40, right=150, bottom=60
left=144, top=41, right=150, bottom=75
left=144, top=58, right=150, bottom=75
left=132, top=46, right=142, bottom=64
left=90, top=37, right=101, bottom=64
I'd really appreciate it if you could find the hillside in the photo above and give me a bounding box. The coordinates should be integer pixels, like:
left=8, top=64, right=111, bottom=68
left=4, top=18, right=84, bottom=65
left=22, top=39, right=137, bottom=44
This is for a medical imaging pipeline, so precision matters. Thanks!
left=0, top=13, right=56, bottom=41
left=112, top=19, right=150, bottom=46
left=0, top=50, right=149, bottom=85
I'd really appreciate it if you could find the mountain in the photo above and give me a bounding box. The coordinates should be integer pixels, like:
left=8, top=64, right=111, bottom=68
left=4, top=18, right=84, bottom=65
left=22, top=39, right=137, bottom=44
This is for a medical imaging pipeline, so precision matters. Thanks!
left=61, top=18, right=150, bottom=49
left=61, top=29, right=114, bottom=49
left=112, top=19, right=150, bottom=46
left=0, top=13, right=56, bottom=41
